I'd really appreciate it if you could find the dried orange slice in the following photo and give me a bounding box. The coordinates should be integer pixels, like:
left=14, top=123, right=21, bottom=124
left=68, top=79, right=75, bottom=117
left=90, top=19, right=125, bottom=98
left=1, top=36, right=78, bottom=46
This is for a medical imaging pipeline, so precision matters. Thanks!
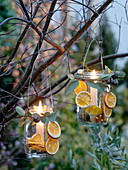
left=85, top=105, right=102, bottom=116
left=27, top=134, right=44, bottom=143
left=29, top=144, right=45, bottom=152
left=47, top=121, right=61, bottom=138
left=27, top=133, right=45, bottom=146
left=46, top=138, right=59, bottom=155
left=103, top=104, right=112, bottom=117
left=27, top=141, right=41, bottom=145
left=104, top=92, right=116, bottom=109
left=26, top=133, right=45, bottom=151
left=74, top=81, right=87, bottom=94
left=75, top=91, right=91, bottom=108
left=105, top=65, right=112, bottom=73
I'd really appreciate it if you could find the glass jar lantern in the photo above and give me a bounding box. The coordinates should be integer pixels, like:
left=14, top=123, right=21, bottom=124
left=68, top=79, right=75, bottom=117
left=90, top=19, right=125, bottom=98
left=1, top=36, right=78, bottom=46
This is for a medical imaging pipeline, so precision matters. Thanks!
left=24, top=102, right=61, bottom=158
left=74, top=70, right=114, bottom=127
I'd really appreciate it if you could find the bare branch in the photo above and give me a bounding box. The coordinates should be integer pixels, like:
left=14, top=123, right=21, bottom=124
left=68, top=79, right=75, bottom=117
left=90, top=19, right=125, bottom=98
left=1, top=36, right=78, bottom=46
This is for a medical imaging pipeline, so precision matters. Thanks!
left=4, top=52, right=128, bottom=123
left=0, top=17, right=64, bottom=53
left=0, top=0, right=114, bottom=122
left=0, top=29, right=16, bottom=36
left=27, top=52, right=128, bottom=106
left=31, top=0, right=114, bottom=83
left=19, top=0, right=31, bottom=20
left=0, top=2, right=42, bottom=73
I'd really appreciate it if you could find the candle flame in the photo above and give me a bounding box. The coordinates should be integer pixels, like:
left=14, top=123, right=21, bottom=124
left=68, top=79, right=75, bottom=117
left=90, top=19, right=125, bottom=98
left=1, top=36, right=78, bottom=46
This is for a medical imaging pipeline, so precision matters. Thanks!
left=90, top=70, right=97, bottom=79
left=38, top=101, right=43, bottom=114
left=30, top=101, right=53, bottom=115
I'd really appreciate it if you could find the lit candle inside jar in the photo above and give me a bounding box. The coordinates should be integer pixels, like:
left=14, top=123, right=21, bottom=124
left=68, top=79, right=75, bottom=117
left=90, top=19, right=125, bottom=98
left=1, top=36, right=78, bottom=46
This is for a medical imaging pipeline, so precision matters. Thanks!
left=90, top=70, right=98, bottom=106
left=35, top=101, right=44, bottom=144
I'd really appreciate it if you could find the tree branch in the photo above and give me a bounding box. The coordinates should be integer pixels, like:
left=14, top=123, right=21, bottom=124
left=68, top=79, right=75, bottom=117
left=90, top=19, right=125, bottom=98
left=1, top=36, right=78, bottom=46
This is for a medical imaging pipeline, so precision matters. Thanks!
left=0, top=0, right=115, bottom=123
left=1, top=0, right=58, bottom=119
left=0, top=2, right=42, bottom=74
left=11, top=0, right=58, bottom=95
left=0, top=17, right=64, bottom=53
left=24, top=52, right=128, bottom=107
left=19, top=0, right=31, bottom=20
left=29, top=0, right=114, bottom=83
left=4, top=52, right=128, bottom=123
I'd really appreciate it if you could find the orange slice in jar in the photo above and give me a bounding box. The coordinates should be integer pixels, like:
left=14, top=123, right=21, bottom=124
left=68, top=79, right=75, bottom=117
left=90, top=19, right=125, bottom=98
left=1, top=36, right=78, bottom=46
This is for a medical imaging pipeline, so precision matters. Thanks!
left=46, top=138, right=59, bottom=155
left=85, top=105, right=102, bottom=116
left=74, top=81, right=88, bottom=94
left=103, top=104, right=112, bottom=117
left=26, top=133, right=45, bottom=146
left=75, top=91, right=91, bottom=108
left=29, top=144, right=45, bottom=152
left=104, top=92, right=116, bottom=109
left=47, top=121, right=61, bottom=139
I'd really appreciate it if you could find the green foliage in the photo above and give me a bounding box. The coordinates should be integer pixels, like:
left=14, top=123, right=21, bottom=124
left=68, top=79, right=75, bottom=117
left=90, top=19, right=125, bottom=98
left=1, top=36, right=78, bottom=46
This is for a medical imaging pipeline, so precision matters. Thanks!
left=66, top=67, right=126, bottom=95
left=0, top=1, right=127, bottom=170
left=87, top=125, right=128, bottom=169
left=16, top=106, right=62, bottom=125
left=86, top=81, right=108, bottom=92
left=116, top=71, right=126, bottom=78
left=0, top=0, right=16, bottom=31
left=98, top=73, right=114, bottom=80
left=66, top=80, right=79, bottom=95
left=40, top=112, right=62, bottom=124
left=0, top=75, right=15, bottom=104
left=67, top=125, right=128, bottom=170
left=16, top=106, right=25, bottom=116
left=0, top=0, right=17, bottom=58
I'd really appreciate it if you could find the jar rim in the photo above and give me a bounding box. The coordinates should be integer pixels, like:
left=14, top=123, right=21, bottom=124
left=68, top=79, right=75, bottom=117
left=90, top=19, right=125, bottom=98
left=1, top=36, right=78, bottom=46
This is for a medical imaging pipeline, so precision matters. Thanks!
left=74, top=70, right=104, bottom=81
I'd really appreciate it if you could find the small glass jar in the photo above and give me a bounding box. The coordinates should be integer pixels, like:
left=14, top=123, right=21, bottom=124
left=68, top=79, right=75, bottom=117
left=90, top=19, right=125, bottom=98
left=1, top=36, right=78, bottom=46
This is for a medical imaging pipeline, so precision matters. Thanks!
left=74, top=70, right=110, bottom=127
left=24, top=120, right=50, bottom=158
left=24, top=103, right=60, bottom=158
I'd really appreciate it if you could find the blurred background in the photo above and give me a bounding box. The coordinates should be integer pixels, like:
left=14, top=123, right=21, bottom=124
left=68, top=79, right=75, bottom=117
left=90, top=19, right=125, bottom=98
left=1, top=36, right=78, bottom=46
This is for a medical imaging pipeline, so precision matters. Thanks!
left=0, top=0, right=128, bottom=169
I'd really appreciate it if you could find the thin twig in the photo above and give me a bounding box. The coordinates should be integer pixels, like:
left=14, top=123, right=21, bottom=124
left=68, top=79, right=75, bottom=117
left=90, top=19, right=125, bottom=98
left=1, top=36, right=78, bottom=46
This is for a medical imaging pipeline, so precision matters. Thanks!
left=1, top=0, right=115, bottom=123
left=4, top=51, right=128, bottom=123
left=19, top=0, right=31, bottom=20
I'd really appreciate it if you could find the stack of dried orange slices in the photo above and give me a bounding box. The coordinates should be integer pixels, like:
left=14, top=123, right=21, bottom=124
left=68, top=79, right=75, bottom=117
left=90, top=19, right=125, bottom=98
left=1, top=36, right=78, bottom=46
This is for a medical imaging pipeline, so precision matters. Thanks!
left=26, top=134, right=45, bottom=152
left=46, top=121, right=61, bottom=155
left=103, top=92, right=116, bottom=117
left=26, top=121, right=61, bottom=155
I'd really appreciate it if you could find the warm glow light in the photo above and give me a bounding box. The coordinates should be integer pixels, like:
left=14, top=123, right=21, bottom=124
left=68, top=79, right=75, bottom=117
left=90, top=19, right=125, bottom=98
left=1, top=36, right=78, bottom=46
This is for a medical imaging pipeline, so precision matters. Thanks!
left=30, top=101, right=53, bottom=115
left=90, top=70, right=98, bottom=79
left=38, top=101, right=43, bottom=114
